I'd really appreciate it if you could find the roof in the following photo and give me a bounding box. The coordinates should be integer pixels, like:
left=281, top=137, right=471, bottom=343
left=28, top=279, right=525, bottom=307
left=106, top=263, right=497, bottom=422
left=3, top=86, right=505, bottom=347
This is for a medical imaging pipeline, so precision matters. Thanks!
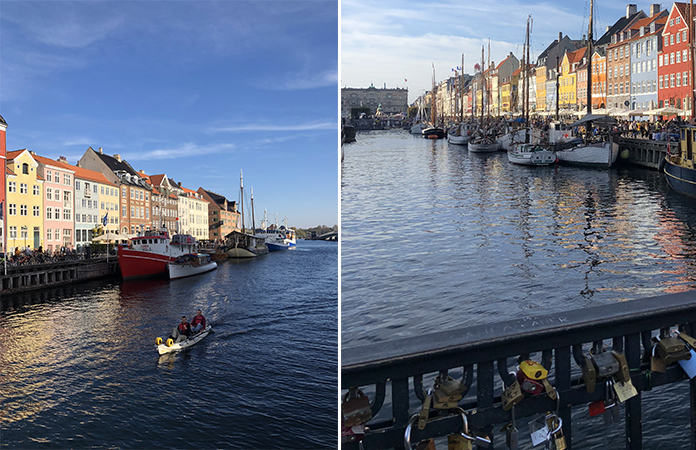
left=7, top=149, right=27, bottom=160
left=32, top=154, right=75, bottom=173
left=0, top=115, right=6, bottom=126
left=596, top=10, right=645, bottom=48
left=567, top=47, right=587, bottom=65
left=56, top=159, right=118, bottom=187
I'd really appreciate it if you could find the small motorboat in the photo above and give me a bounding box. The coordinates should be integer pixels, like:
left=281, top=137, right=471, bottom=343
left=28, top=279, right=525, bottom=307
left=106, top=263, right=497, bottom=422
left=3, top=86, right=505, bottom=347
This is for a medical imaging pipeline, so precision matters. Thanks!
left=168, top=253, right=217, bottom=279
left=156, top=324, right=213, bottom=355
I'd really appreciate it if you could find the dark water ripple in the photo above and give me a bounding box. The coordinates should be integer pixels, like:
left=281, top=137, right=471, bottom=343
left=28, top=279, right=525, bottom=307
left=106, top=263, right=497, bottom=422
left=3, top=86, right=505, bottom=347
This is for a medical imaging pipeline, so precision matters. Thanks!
left=0, top=241, right=336, bottom=449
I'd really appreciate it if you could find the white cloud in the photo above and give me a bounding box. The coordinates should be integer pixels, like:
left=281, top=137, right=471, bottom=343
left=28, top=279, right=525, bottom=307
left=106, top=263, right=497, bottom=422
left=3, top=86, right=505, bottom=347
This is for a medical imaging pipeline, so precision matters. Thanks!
left=210, top=121, right=337, bottom=133
left=127, top=142, right=236, bottom=161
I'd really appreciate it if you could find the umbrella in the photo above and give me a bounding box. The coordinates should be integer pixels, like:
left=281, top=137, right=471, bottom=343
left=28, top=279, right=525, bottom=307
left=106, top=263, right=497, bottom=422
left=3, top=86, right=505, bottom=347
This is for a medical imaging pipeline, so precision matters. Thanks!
left=93, top=231, right=128, bottom=242
left=646, top=106, right=682, bottom=116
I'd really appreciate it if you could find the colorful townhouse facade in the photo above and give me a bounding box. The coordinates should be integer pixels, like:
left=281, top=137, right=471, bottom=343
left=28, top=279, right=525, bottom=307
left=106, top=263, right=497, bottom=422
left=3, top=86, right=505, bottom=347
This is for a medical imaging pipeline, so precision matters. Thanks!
left=58, top=158, right=119, bottom=249
left=0, top=116, right=6, bottom=253
left=629, top=9, right=667, bottom=110
left=658, top=2, right=693, bottom=111
left=148, top=174, right=180, bottom=233
left=198, top=188, right=240, bottom=241
left=6, top=150, right=43, bottom=252
left=33, top=154, right=75, bottom=252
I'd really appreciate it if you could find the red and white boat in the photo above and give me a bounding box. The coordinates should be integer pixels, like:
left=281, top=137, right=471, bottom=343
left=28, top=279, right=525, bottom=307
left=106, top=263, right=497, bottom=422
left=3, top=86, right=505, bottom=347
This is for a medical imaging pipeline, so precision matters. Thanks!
left=117, top=229, right=199, bottom=280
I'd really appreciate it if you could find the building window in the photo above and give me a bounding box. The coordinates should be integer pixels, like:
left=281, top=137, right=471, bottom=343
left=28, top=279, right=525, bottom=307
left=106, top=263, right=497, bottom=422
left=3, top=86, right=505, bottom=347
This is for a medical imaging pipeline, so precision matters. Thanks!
left=55, top=229, right=60, bottom=240
left=55, top=188, right=61, bottom=199
left=64, top=209, right=71, bottom=220
left=64, top=174, right=70, bottom=185
left=33, top=185, right=39, bottom=195
left=20, top=205, right=27, bottom=216
left=22, top=163, right=28, bottom=175
left=8, top=204, right=16, bottom=215
left=19, top=183, right=27, bottom=194
left=46, top=207, right=52, bottom=219
left=33, top=206, right=39, bottom=216
left=9, top=226, right=16, bottom=239
left=46, top=229, right=52, bottom=241
left=8, top=181, right=16, bottom=193
left=684, top=72, right=689, bottom=86
left=122, top=187, right=126, bottom=197
left=75, top=180, right=80, bottom=190
left=46, top=170, right=52, bottom=182
left=55, top=207, right=60, bottom=218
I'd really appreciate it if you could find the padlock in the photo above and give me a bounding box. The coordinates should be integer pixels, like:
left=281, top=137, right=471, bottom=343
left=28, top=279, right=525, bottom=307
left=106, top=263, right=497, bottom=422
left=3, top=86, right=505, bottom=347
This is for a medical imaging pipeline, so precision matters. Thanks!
left=405, top=414, right=436, bottom=450
left=342, top=389, right=372, bottom=427
left=677, top=330, right=696, bottom=350
left=418, top=389, right=433, bottom=430
left=501, top=406, right=519, bottom=450
left=590, top=351, right=619, bottom=378
left=656, top=336, right=692, bottom=365
left=433, top=375, right=464, bottom=409
left=582, top=355, right=597, bottom=393
left=455, top=408, right=491, bottom=449
left=516, top=361, right=546, bottom=396
left=650, top=343, right=666, bottom=373
left=501, top=380, right=524, bottom=411
left=448, top=433, right=472, bottom=450
left=341, top=424, right=366, bottom=444
left=611, top=351, right=631, bottom=383
left=546, top=414, right=566, bottom=450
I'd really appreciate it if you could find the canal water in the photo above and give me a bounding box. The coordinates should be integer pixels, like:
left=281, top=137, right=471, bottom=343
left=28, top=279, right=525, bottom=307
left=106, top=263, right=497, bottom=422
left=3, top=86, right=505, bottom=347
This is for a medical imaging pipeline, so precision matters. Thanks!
left=0, top=240, right=337, bottom=449
left=341, top=130, right=696, bottom=449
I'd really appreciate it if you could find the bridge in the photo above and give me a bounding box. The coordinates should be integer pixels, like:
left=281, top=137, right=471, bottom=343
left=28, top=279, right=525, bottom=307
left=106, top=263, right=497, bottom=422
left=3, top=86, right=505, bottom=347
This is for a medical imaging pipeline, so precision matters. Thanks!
left=342, top=290, right=696, bottom=449
left=307, top=231, right=337, bottom=241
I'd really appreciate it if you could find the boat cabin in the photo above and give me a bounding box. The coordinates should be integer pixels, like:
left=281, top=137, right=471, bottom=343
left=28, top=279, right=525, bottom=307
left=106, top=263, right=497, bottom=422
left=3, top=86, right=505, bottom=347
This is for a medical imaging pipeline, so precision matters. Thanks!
left=678, top=125, right=696, bottom=168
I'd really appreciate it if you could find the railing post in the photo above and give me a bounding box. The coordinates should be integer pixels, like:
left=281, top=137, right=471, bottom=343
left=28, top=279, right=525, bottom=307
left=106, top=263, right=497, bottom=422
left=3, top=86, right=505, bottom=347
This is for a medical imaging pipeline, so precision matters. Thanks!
left=555, top=346, right=572, bottom=449
left=391, top=377, right=410, bottom=437
left=478, top=361, right=495, bottom=448
left=625, top=333, right=642, bottom=450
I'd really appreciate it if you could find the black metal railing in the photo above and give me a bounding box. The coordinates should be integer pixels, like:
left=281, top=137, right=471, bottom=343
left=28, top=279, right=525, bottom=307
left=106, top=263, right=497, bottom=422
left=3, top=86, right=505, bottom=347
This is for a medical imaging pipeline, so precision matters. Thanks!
left=342, top=290, right=696, bottom=449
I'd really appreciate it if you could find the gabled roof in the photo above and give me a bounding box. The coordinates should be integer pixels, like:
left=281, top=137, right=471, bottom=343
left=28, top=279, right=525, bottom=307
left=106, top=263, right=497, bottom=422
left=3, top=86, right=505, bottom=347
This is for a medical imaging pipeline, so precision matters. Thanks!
left=32, top=154, right=75, bottom=173
left=596, top=9, right=646, bottom=48
left=0, top=115, right=6, bottom=126
left=567, top=47, right=587, bottom=65
left=5, top=166, right=14, bottom=175
left=56, top=159, right=118, bottom=187
left=91, top=149, right=138, bottom=177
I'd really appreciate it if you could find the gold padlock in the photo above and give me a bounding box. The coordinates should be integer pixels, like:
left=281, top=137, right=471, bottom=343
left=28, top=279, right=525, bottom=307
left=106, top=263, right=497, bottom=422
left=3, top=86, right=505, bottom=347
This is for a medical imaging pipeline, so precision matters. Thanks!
left=341, top=389, right=372, bottom=427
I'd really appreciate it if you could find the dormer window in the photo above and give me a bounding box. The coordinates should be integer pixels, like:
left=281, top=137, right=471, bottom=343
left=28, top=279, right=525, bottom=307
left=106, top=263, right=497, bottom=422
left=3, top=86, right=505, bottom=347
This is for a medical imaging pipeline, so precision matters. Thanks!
left=22, top=163, right=28, bottom=175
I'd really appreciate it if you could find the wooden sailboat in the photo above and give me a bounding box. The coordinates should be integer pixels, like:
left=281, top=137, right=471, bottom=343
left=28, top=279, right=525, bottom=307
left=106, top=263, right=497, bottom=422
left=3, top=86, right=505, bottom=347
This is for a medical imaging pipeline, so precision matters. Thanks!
left=225, top=170, right=269, bottom=258
left=507, top=15, right=556, bottom=166
left=554, top=0, right=619, bottom=167
left=448, top=54, right=471, bottom=145
left=422, top=64, right=446, bottom=139
left=468, top=45, right=500, bottom=152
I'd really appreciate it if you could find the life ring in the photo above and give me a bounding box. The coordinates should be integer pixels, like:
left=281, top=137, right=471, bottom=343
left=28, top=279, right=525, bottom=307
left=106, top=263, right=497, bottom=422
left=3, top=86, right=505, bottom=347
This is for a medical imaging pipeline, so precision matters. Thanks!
left=166, top=338, right=174, bottom=347
left=156, top=337, right=163, bottom=345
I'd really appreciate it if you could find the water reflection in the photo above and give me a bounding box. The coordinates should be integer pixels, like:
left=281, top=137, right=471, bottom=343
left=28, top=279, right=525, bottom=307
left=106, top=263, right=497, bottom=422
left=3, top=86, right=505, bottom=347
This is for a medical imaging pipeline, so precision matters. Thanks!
left=342, top=131, right=696, bottom=346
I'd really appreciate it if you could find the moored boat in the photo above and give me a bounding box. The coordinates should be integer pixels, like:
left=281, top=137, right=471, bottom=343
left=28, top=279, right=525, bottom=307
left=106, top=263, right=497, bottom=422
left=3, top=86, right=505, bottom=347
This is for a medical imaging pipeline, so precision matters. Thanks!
left=554, top=115, right=619, bottom=168
left=156, top=324, right=213, bottom=355
left=664, top=125, right=696, bottom=198
left=507, top=143, right=556, bottom=166
left=226, top=230, right=269, bottom=258
left=168, top=253, right=217, bottom=279
left=422, top=126, right=446, bottom=139
left=117, top=229, right=198, bottom=280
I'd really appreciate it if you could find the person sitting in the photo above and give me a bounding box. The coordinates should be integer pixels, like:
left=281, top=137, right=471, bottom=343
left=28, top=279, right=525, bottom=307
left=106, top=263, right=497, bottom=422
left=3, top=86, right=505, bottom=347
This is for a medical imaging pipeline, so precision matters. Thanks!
left=170, top=316, right=191, bottom=343
left=190, top=309, right=206, bottom=333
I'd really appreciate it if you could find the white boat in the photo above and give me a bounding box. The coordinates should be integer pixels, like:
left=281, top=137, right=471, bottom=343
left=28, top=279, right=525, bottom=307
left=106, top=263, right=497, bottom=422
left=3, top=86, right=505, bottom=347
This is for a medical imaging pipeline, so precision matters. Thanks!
left=225, top=171, right=270, bottom=258
left=507, top=143, right=556, bottom=166
left=447, top=124, right=470, bottom=145
left=168, top=253, right=217, bottom=279
left=156, top=324, right=213, bottom=355
left=468, top=135, right=500, bottom=153
left=555, top=140, right=619, bottom=167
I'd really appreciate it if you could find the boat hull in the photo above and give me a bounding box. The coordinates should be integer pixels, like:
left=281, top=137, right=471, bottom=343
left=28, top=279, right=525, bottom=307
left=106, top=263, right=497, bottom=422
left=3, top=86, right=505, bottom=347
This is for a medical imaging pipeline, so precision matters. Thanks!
left=227, top=246, right=269, bottom=258
left=507, top=148, right=556, bottom=166
left=157, top=325, right=213, bottom=355
left=168, top=261, right=217, bottom=279
left=664, top=156, right=696, bottom=198
left=468, top=142, right=500, bottom=153
left=267, top=242, right=290, bottom=252
left=447, top=133, right=468, bottom=145
left=118, top=247, right=171, bottom=280
left=555, top=141, right=619, bottom=167
left=422, top=127, right=446, bottom=139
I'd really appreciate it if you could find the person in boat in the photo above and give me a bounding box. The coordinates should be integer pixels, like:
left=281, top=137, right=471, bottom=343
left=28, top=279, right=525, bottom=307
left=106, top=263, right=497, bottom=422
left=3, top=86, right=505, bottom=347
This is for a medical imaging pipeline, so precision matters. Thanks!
left=190, top=309, right=206, bottom=333
left=171, top=315, right=192, bottom=343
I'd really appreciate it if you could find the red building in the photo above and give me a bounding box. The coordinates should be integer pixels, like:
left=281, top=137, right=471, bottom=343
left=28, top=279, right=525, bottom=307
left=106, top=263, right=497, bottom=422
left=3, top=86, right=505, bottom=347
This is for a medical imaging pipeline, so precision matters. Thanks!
left=658, top=3, right=693, bottom=112
left=0, top=115, right=6, bottom=254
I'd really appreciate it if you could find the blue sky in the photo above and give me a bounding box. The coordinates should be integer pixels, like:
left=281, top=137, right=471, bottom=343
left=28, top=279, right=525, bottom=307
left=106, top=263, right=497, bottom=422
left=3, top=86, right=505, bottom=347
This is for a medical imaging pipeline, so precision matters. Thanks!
left=342, top=0, right=650, bottom=104
left=0, top=0, right=338, bottom=229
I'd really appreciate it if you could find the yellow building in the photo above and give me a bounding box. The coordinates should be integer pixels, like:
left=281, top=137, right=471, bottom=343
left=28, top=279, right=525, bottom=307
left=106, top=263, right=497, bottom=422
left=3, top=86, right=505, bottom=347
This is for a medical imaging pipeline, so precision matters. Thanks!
left=6, top=150, right=44, bottom=252
left=535, top=66, right=547, bottom=110
left=559, top=48, right=586, bottom=109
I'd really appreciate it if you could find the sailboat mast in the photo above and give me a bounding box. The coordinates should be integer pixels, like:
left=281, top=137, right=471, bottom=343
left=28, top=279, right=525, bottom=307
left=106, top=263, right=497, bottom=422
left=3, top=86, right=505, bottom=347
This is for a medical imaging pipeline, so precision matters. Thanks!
left=487, top=38, right=491, bottom=117
left=431, top=63, right=436, bottom=125
left=525, top=16, right=531, bottom=129
left=480, top=46, right=485, bottom=121
left=251, top=187, right=256, bottom=231
left=461, top=53, right=465, bottom=122
left=240, top=170, right=245, bottom=233
left=587, top=0, right=593, bottom=115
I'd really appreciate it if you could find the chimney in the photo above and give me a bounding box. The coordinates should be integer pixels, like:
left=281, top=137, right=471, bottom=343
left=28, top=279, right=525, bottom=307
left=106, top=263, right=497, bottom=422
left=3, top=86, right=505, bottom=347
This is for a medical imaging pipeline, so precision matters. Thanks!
left=178, top=182, right=182, bottom=188
left=626, top=4, right=637, bottom=18
left=650, top=4, right=660, bottom=16
left=58, top=156, right=68, bottom=163
left=558, top=32, right=563, bottom=42
left=29, top=150, right=35, bottom=155
left=98, top=147, right=103, bottom=154
left=114, top=154, right=121, bottom=162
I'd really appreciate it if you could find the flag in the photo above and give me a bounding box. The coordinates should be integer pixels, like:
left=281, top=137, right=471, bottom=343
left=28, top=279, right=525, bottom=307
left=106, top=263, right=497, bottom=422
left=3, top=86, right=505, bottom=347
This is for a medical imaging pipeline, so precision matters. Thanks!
left=102, top=212, right=108, bottom=226
left=404, top=78, right=407, bottom=82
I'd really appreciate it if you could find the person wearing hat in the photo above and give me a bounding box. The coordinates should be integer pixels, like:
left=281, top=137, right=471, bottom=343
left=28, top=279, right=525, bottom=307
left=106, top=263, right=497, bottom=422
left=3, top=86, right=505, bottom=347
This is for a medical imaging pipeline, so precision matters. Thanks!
left=170, top=315, right=191, bottom=343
